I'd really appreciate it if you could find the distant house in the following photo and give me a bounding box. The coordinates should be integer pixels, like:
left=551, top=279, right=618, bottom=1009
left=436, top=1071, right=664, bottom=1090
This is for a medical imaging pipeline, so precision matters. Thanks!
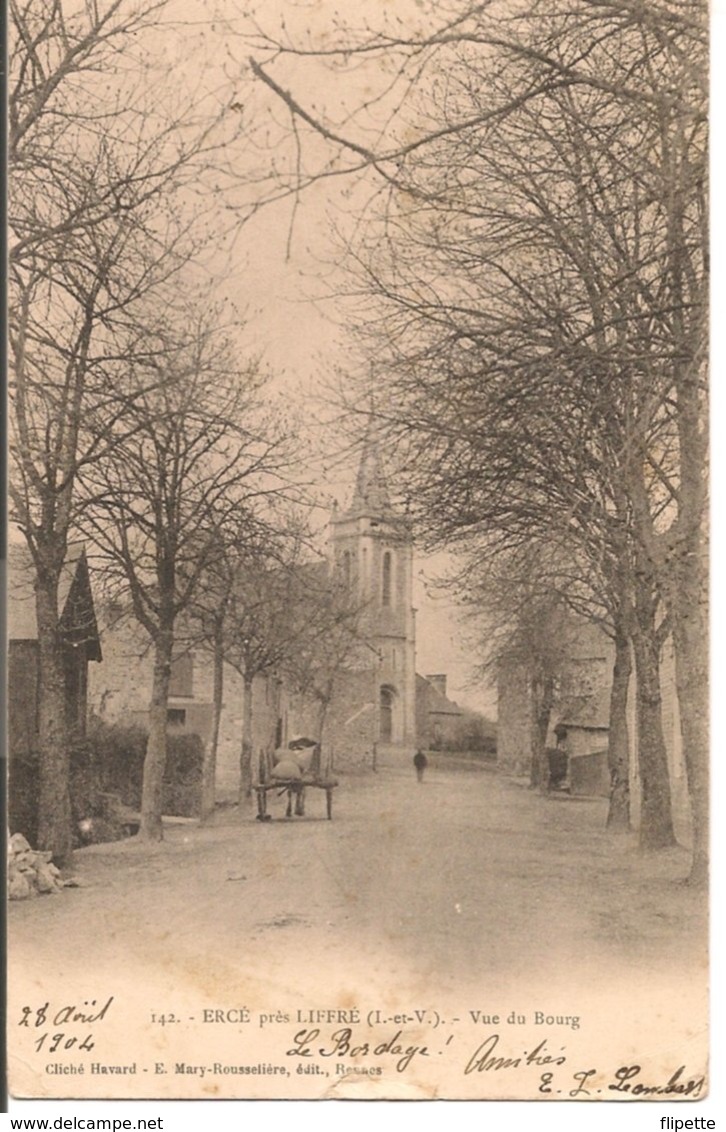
left=415, top=673, right=464, bottom=749
left=497, top=615, right=614, bottom=784
left=91, top=607, right=218, bottom=744
left=496, top=613, right=691, bottom=837
left=550, top=628, right=613, bottom=797
left=553, top=700, right=610, bottom=797
left=7, top=543, right=102, bottom=838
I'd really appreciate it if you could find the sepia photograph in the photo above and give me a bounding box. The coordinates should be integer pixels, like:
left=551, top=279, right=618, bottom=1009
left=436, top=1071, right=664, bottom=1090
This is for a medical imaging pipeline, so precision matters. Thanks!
left=6, top=0, right=710, bottom=1111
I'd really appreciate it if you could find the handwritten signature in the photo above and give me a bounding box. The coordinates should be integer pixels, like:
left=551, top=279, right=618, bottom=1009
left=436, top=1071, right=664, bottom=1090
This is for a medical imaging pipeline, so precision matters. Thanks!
left=605, top=1064, right=706, bottom=1098
left=463, top=1033, right=705, bottom=1099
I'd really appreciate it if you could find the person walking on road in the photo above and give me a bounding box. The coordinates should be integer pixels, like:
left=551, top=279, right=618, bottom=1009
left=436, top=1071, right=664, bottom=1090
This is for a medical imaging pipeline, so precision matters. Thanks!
left=413, top=749, right=428, bottom=783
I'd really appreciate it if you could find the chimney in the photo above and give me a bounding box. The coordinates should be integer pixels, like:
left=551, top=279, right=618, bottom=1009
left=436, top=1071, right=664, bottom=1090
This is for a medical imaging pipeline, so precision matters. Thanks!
left=426, top=674, right=447, bottom=698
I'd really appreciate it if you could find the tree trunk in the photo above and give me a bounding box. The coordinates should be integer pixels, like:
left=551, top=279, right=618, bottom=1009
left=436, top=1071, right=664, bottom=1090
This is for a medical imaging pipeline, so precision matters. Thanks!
left=263, top=677, right=284, bottom=781
left=606, top=628, right=632, bottom=831
left=630, top=576, right=676, bottom=851
left=35, top=574, right=73, bottom=866
left=662, top=111, right=708, bottom=884
left=670, top=570, right=709, bottom=886
left=313, top=697, right=333, bottom=778
left=201, top=628, right=224, bottom=823
left=238, top=674, right=254, bottom=807
left=140, top=626, right=173, bottom=841
left=529, top=669, right=554, bottom=792
left=316, top=698, right=330, bottom=747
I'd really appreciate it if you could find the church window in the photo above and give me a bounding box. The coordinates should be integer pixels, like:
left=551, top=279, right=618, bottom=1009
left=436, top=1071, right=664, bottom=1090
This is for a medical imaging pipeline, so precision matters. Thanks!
left=342, top=550, right=351, bottom=586
left=382, top=551, right=393, bottom=606
left=380, top=685, right=395, bottom=742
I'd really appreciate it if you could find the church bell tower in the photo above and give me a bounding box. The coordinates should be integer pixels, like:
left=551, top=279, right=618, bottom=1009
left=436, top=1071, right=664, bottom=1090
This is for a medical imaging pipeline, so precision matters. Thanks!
left=329, top=435, right=416, bottom=754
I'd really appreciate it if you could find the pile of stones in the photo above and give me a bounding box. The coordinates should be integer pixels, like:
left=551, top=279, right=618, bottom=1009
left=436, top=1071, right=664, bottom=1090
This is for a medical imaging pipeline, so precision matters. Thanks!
left=7, top=833, right=65, bottom=900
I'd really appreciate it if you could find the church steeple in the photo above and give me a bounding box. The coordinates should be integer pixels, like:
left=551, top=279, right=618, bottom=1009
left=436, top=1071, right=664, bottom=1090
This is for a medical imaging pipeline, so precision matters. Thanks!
left=351, top=436, right=393, bottom=516
left=328, top=415, right=417, bottom=755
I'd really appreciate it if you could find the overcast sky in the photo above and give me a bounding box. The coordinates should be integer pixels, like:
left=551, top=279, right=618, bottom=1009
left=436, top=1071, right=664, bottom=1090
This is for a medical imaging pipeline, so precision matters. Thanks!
left=10, top=0, right=509, bottom=718
left=157, top=0, right=500, bottom=715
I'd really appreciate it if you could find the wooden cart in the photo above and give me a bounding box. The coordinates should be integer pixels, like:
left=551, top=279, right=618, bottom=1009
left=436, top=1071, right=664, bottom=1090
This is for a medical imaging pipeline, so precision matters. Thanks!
left=253, top=775, right=339, bottom=821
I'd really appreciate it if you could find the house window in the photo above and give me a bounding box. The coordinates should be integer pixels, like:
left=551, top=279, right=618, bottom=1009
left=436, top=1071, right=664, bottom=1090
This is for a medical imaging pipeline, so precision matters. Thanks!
left=167, top=708, right=187, bottom=728
left=169, top=652, right=194, bottom=697
left=382, top=551, right=393, bottom=607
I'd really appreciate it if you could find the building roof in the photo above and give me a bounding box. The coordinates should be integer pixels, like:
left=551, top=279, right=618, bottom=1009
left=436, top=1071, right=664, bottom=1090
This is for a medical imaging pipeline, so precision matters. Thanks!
left=557, top=686, right=611, bottom=731
left=416, top=673, right=464, bottom=717
left=7, top=542, right=102, bottom=659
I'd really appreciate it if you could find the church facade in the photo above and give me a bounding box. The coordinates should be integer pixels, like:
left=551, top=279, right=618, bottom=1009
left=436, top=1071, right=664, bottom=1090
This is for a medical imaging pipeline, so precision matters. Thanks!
left=325, top=439, right=418, bottom=763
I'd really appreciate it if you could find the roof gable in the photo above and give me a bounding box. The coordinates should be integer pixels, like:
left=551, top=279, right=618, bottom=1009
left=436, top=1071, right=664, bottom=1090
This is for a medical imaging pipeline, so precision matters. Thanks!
left=7, top=543, right=102, bottom=660
left=416, top=672, right=464, bottom=716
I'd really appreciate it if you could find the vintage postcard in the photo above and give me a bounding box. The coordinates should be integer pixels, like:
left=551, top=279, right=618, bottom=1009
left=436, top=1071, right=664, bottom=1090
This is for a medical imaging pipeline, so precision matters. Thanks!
left=6, top=0, right=709, bottom=1105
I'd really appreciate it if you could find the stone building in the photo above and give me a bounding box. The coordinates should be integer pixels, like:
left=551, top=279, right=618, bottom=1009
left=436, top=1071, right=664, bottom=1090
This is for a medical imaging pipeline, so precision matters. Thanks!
left=86, top=441, right=500, bottom=797
left=89, top=610, right=282, bottom=797
left=497, top=615, right=614, bottom=783
left=496, top=613, right=691, bottom=837
left=415, top=673, right=465, bottom=749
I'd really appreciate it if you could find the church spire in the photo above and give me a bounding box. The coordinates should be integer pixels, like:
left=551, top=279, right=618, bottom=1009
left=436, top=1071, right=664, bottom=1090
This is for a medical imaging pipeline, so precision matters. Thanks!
left=350, top=424, right=393, bottom=516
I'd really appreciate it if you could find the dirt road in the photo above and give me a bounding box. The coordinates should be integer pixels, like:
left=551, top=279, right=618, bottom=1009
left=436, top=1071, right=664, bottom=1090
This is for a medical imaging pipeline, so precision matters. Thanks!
left=9, top=760, right=704, bottom=994
left=8, top=760, right=708, bottom=1100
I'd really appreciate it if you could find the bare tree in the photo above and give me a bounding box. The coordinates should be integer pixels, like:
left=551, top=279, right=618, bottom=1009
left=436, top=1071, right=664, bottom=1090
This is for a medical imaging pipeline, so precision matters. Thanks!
left=281, top=573, right=369, bottom=753
left=457, top=542, right=603, bottom=788
left=80, top=304, right=291, bottom=840
left=181, top=508, right=297, bottom=820
left=242, top=0, right=706, bottom=877
left=241, top=0, right=704, bottom=216
left=8, top=0, right=243, bottom=862
left=192, top=519, right=317, bottom=808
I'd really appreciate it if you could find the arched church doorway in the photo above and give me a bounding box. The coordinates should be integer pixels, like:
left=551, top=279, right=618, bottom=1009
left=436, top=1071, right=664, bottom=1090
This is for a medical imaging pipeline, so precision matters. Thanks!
left=379, top=684, right=397, bottom=743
